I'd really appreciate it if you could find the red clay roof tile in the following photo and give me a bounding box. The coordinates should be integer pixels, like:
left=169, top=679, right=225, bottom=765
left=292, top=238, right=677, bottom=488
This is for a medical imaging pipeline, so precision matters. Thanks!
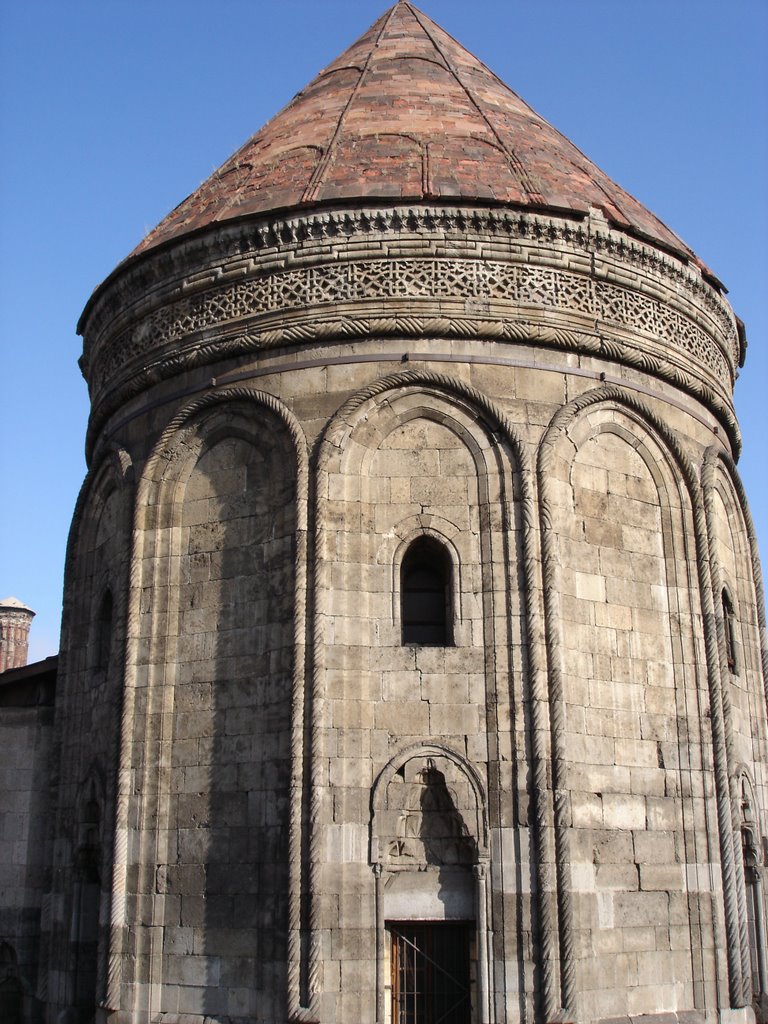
left=132, top=1, right=699, bottom=266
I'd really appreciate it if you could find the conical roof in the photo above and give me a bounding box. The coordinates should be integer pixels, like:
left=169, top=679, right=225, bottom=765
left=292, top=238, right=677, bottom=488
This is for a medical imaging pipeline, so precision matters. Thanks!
left=133, top=2, right=697, bottom=264
left=0, top=597, right=35, bottom=614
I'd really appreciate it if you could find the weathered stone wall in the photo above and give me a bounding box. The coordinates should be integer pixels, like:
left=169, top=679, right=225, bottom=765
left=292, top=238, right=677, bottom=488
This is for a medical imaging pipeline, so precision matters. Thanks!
left=314, top=385, right=520, bottom=1020
left=0, top=669, right=54, bottom=1024
left=552, top=413, right=712, bottom=1018
left=120, top=400, right=299, bottom=1021
left=40, top=206, right=767, bottom=1024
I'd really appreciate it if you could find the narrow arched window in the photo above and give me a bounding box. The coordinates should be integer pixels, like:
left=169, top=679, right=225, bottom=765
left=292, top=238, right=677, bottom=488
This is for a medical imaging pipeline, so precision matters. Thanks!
left=401, top=537, right=452, bottom=646
left=722, top=589, right=737, bottom=674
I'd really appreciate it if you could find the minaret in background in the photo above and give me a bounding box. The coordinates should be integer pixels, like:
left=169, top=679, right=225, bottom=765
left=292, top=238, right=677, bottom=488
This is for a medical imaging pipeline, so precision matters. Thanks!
left=0, top=596, right=35, bottom=673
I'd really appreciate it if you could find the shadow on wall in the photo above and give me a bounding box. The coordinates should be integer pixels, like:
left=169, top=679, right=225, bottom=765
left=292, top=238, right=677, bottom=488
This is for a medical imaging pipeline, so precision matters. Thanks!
left=414, top=759, right=477, bottom=866
left=160, top=403, right=297, bottom=1022
left=384, top=756, right=479, bottom=920
left=0, top=942, right=23, bottom=1024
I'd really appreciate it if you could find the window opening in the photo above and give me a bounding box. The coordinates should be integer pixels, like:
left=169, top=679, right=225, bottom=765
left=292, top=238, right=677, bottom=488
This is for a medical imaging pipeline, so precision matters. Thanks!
left=401, top=538, right=452, bottom=646
left=722, top=589, right=737, bottom=674
left=389, top=922, right=471, bottom=1024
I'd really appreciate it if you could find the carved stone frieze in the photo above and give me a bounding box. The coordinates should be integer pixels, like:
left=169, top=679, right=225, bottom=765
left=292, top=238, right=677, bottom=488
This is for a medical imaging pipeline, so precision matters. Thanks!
left=87, top=256, right=731, bottom=399
left=80, top=206, right=740, bottom=360
left=78, top=205, right=741, bottom=460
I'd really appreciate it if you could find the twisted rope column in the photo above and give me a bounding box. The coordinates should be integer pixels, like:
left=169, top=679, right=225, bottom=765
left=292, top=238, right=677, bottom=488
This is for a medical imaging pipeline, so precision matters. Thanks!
left=39, top=446, right=134, bottom=1014
left=283, top=417, right=311, bottom=1022
left=535, top=430, right=577, bottom=1018
left=702, top=447, right=761, bottom=1006
left=693, top=486, right=744, bottom=1007
left=298, top=447, right=326, bottom=1022
left=94, top=447, right=134, bottom=1013
left=518, top=449, right=564, bottom=1020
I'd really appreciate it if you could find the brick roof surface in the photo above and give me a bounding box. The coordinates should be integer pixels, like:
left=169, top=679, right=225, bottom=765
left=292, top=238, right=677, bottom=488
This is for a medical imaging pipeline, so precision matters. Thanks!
left=133, top=2, right=697, bottom=264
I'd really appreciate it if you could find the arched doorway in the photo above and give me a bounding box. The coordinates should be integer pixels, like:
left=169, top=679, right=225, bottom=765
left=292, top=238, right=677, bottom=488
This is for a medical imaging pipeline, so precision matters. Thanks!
left=371, top=747, right=490, bottom=1024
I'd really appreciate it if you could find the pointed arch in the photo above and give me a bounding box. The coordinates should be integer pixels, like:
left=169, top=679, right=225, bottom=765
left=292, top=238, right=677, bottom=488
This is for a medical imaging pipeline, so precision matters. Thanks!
left=311, top=369, right=560, bottom=1021
left=57, top=443, right=133, bottom=702
left=39, top=445, right=132, bottom=1011
left=537, top=383, right=745, bottom=1014
left=390, top=521, right=463, bottom=646
left=702, top=446, right=768, bottom=1004
left=702, top=446, right=768, bottom=715
left=722, top=587, right=738, bottom=674
left=370, top=742, right=489, bottom=864
left=106, top=387, right=309, bottom=1020
left=370, top=742, right=492, bottom=1024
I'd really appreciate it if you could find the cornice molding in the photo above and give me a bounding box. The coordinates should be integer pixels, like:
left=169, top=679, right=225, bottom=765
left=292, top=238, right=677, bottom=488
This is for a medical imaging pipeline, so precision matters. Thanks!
left=81, top=204, right=739, bottom=357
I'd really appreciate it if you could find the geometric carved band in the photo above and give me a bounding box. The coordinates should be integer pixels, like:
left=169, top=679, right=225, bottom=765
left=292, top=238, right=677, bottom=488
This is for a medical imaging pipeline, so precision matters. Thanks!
left=89, top=257, right=731, bottom=401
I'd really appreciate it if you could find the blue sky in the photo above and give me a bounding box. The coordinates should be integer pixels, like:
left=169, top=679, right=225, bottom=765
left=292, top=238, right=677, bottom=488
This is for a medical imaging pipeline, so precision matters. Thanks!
left=1, top=0, right=766, bottom=662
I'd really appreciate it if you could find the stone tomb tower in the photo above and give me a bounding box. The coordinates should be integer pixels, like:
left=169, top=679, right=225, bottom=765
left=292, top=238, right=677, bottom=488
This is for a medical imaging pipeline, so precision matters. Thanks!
left=41, top=3, right=767, bottom=1023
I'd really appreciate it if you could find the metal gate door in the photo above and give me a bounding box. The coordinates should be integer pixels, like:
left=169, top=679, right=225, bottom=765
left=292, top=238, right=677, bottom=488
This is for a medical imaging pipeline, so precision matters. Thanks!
left=390, top=922, right=471, bottom=1024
